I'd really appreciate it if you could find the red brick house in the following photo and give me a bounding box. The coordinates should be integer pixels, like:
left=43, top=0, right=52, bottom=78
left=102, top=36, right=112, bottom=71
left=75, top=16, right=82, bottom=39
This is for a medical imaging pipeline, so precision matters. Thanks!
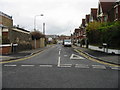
left=72, top=27, right=86, bottom=45
left=89, top=8, right=98, bottom=22
left=73, top=28, right=80, bottom=43
left=58, top=35, right=71, bottom=41
left=85, top=14, right=90, bottom=26
left=1, top=27, right=32, bottom=54
left=97, top=0, right=116, bottom=22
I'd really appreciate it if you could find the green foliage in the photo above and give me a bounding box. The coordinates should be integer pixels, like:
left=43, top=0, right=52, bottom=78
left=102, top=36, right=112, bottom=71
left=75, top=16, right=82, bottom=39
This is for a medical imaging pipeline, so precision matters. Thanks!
left=86, top=22, right=101, bottom=31
left=86, top=21, right=120, bottom=48
left=31, top=31, right=45, bottom=40
left=86, top=22, right=101, bottom=45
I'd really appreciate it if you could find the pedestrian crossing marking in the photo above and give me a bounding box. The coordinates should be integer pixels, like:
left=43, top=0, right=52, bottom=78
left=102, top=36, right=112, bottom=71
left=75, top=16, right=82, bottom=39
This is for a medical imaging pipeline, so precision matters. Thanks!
left=70, top=54, right=85, bottom=60
left=92, top=65, right=106, bottom=69
left=110, top=66, right=120, bottom=70
left=39, top=65, right=52, bottom=67
left=75, top=64, right=89, bottom=68
left=3, top=64, right=120, bottom=70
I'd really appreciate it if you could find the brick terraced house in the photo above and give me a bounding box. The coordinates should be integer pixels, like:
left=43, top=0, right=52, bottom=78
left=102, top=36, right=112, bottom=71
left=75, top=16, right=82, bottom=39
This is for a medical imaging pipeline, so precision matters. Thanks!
left=0, top=11, right=32, bottom=54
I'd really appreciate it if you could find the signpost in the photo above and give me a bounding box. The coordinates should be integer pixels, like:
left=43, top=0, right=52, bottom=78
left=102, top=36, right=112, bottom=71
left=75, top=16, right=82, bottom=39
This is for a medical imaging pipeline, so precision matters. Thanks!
left=102, top=43, right=108, bottom=53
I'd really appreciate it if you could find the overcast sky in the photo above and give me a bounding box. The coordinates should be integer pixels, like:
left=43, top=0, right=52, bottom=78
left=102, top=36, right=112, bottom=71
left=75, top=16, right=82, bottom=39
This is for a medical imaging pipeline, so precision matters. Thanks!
left=0, top=0, right=99, bottom=35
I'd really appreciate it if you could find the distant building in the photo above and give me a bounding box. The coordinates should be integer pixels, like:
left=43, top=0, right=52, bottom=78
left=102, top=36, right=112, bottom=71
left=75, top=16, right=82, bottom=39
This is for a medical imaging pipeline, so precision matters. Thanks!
left=57, top=35, right=71, bottom=41
left=46, top=35, right=58, bottom=44
left=72, top=27, right=86, bottom=45
left=0, top=11, right=13, bottom=27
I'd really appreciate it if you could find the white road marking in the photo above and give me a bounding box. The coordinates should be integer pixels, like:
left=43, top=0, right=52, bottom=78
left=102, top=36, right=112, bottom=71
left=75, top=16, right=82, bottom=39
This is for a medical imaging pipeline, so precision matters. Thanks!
left=70, top=54, right=85, bottom=60
left=59, top=65, right=71, bottom=68
left=64, top=55, right=68, bottom=57
left=39, top=65, right=52, bottom=67
left=21, top=65, right=35, bottom=67
left=57, top=57, right=61, bottom=67
left=4, top=65, right=17, bottom=67
left=59, top=51, right=61, bottom=55
left=92, top=65, right=106, bottom=69
left=59, top=49, right=61, bottom=51
left=61, top=64, right=72, bottom=66
left=58, top=64, right=72, bottom=68
left=75, top=64, right=89, bottom=68
left=110, top=67, right=120, bottom=70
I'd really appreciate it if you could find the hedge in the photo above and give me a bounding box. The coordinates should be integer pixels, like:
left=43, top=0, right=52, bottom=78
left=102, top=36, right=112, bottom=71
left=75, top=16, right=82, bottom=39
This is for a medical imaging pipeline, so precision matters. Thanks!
left=86, top=21, right=120, bottom=49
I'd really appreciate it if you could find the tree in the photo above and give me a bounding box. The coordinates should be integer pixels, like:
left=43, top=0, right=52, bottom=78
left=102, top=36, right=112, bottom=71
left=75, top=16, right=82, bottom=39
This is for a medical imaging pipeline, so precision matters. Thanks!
left=31, top=31, right=45, bottom=40
left=86, top=22, right=101, bottom=45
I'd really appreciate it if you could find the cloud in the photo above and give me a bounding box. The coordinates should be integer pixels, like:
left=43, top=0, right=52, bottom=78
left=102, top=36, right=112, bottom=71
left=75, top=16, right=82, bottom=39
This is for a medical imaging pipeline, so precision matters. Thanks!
left=0, top=0, right=99, bottom=35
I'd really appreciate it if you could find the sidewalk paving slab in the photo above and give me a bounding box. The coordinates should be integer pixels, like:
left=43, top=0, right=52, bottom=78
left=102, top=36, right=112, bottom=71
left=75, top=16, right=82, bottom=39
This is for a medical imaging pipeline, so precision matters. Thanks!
left=72, top=45, right=120, bottom=65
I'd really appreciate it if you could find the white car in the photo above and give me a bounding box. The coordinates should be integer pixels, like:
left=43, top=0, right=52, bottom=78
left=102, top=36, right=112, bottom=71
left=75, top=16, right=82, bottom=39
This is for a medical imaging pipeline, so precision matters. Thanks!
left=63, top=39, right=72, bottom=47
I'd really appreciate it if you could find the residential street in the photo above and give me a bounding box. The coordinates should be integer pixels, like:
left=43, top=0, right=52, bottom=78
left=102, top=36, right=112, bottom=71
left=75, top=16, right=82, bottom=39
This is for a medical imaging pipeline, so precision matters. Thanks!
left=2, top=44, right=119, bottom=88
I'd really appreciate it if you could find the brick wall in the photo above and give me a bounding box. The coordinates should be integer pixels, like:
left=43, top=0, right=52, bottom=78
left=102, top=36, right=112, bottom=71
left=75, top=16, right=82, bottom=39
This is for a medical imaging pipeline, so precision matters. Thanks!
left=0, top=12, right=13, bottom=27
left=8, top=28, right=32, bottom=51
left=1, top=16, right=13, bottom=27
left=31, top=38, right=45, bottom=49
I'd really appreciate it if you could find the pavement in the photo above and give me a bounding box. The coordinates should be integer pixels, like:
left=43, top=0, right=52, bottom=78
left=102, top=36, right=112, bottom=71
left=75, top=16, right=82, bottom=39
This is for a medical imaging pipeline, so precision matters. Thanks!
left=0, top=44, right=120, bottom=66
left=72, top=45, right=120, bottom=65
left=0, top=45, right=54, bottom=62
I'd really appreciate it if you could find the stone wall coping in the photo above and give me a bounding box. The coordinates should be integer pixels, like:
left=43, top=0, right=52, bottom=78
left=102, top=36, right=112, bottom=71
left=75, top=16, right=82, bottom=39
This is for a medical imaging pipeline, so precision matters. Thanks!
left=0, top=44, right=18, bottom=47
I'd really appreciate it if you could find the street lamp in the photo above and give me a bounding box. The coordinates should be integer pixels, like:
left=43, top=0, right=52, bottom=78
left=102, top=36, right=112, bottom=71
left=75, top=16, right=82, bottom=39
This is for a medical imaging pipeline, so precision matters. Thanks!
left=34, top=14, right=44, bottom=31
left=33, top=14, right=44, bottom=49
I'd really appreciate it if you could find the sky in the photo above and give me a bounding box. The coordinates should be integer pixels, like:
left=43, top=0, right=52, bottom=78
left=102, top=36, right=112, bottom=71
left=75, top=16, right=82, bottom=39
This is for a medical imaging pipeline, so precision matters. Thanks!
left=0, top=0, right=99, bottom=35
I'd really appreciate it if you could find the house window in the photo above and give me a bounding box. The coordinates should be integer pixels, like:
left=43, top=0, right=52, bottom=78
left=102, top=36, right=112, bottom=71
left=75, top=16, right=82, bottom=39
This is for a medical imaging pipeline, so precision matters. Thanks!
left=116, top=7, right=118, bottom=14
left=104, top=16, right=107, bottom=22
left=115, top=7, right=118, bottom=19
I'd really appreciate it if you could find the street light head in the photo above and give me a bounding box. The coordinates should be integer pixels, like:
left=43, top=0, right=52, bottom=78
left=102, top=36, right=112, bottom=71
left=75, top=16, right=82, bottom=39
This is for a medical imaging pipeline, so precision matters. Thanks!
left=40, top=14, right=44, bottom=16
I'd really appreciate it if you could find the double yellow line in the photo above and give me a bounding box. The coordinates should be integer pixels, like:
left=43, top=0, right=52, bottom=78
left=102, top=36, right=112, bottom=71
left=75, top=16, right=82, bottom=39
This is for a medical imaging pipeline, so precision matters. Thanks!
left=74, top=49, right=120, bottom=67
left=0, top=50, right=45, bottom=64
left=1, top=45, right=55, bottom=64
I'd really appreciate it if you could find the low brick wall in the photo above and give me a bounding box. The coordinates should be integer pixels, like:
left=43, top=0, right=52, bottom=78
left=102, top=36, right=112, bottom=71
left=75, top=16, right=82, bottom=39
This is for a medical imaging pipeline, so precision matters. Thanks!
left=31, top=38, right=45, bottom=49
left=0, top=44, right=12, bottom=54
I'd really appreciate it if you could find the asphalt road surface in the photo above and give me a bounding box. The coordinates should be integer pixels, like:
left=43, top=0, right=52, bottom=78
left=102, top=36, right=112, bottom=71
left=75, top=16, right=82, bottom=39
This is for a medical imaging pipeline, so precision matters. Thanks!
left=2, top=44, right=119, bottom=89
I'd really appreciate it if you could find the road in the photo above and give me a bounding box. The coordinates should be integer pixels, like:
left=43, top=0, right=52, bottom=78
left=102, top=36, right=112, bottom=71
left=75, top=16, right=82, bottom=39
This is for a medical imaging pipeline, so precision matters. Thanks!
left=2, top=44, right=119, bottom=88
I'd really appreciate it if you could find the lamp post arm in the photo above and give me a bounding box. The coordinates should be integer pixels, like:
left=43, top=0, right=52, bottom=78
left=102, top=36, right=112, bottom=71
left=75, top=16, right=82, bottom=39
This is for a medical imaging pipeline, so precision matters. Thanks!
left=34, top=14, right=44, bottom=31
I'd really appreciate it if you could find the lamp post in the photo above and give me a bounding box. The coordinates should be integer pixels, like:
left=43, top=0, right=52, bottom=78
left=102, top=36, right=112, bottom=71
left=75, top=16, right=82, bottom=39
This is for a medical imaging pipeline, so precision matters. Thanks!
left=34, top=14, right=44, bottom=49
left=34, top=14, right=44, bottom=31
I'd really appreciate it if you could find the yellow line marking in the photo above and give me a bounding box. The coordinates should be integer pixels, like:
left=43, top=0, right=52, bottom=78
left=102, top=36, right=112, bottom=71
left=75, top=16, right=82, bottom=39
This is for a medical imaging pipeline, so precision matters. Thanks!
left=0, top=50, right=45, bottom=64
left=0, top=45, right=55, bottom=64
left=74, top=49, right=120, bottom=67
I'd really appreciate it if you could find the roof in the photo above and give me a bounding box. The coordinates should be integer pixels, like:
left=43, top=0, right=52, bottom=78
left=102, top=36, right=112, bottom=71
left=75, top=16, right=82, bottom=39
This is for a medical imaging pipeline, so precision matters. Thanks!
left=15, top=27, right=30, bottom=32
left=82, top=19, right=86, bottom=27
left=86, top=14, right=90, bottom=23
left=99, top=0, right=116, bottom=14
left=0, top=11, right=12, bottom=19
left=99, top=0, right=116, bottom=2
left=74, top=28, right=80, bottom=33
left=91, top=8, right=98, bottom=20
left=11, top=27, right=30, bottom=34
